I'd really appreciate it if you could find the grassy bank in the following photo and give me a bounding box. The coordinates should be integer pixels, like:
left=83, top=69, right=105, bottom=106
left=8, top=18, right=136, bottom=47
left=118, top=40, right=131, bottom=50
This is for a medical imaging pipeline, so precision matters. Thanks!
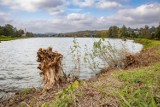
left=48, top=62, right=160, bottom=107
left=0, top=36, right=21, bottom=41
left=134, top=38, right=160, bottom=48
left=116, top=62, right=160, bottom=106
left=0, top=39, right=160, bottom=107
left=43, top=39, right=160, bottom=107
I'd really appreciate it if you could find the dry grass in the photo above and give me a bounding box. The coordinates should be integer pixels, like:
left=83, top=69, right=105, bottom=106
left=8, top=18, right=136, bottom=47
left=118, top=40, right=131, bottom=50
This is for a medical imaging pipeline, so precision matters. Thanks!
left=0, top=83, right=70, bottom=107
left=123, top=46, right=160, bottom=68
left=74, top=70, right=121, bottom=107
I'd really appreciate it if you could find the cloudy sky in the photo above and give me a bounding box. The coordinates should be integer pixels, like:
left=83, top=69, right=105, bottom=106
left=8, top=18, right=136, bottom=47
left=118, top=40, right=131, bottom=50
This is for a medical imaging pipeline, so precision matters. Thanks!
left=0, top=0, right=160, bottom=33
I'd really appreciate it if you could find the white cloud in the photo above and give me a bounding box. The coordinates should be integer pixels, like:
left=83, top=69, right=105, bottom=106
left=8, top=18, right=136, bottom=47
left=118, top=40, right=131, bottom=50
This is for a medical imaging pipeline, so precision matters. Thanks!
left=104, top=4, right=160, bottom=25
left=67, top=13, right=91, bottom=21
left=47, top=7, right=65, bottom=15
left=72, top=0, right=123, bottom=9
left=112, top=0, right=129, bottom=2
left=0, top=0, right=40, bottom=11
left=8, top=3, right=160, bottom=33
left=73, top=0, right=94, bottom=8
left=15, top=13, right=101, bottom=33
left=0, top=0, right=66, bottom=15
left=96, top=0, right=123, bottom=9
left=66, top=13, right=97, bottom=29
left=37, top=0, right=66, bottom=15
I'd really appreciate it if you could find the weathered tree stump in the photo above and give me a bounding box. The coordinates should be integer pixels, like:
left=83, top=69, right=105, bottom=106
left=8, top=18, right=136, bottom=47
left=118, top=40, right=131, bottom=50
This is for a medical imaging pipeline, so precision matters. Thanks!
left=37, top=47, right=63, bottom=91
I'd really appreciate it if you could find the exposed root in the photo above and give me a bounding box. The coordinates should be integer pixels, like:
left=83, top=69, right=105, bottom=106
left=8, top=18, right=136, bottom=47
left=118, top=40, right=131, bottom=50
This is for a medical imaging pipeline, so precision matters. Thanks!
left=37, top=47, right=63, bottom=91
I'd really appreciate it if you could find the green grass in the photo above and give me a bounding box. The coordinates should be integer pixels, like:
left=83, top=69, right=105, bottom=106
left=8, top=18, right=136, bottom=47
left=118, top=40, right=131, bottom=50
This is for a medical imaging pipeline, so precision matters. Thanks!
left=116, top=63, right=160, bottom=107
left=134, top=38, right=160, bottom=49
left=0, top=36, right=20, bottom=41
left=19, top=88, right=34, bottom=96
left=108, top=39, right=160, bottom=106
left=41, top=81, right=79, bottom=107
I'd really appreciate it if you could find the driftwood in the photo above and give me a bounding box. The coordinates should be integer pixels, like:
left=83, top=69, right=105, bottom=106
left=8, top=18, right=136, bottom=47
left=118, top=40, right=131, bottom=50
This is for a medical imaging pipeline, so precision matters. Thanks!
left=37, top=47, right=63, bottom=90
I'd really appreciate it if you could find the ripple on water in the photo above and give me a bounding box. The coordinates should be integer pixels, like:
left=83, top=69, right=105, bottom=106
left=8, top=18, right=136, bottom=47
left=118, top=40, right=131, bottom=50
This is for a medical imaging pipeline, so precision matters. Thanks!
left=0, top=74, right=6, bottom=80
left=10, top=76, right=25, bottom=80
left=0, top=38, right=143, bottom=92
left=7, top=72, right=13, bottom=75
left=0, top=77, right=6, bottom=80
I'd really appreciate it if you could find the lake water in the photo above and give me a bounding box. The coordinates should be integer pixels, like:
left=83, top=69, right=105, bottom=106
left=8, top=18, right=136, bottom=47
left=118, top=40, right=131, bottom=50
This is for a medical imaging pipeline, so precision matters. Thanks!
left=0, top=37, right=143, bottom=92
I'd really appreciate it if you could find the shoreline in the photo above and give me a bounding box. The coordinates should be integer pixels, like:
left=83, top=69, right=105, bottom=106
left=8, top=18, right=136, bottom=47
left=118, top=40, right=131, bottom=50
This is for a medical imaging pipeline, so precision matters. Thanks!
left=0, top=38, right=160, bottom=107
left=0, top=36, right=28, bottom=42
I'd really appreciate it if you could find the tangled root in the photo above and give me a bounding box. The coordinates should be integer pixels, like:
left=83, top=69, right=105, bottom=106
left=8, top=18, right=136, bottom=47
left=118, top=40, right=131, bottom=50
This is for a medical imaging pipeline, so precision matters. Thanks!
left=37, top=47, right=63, bottom=91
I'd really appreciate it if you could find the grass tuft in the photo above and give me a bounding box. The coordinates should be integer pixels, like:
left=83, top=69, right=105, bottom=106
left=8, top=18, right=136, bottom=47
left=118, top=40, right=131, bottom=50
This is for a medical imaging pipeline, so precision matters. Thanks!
left=116, top=63, right=160, bottom=106
left=41, top=81, right=79, bottom=107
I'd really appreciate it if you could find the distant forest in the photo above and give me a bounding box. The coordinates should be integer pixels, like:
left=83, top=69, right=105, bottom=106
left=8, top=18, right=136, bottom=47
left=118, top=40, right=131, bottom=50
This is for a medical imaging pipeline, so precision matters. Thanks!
left=0, top=24, right=34, bottom=37
left=62, top=24, right=160, bottom=39
left=0, top=24, right=160, bottom=39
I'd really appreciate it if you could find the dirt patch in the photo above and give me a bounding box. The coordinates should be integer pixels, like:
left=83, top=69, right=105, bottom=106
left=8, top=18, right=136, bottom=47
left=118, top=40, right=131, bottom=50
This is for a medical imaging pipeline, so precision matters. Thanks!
left=74, top=71, right=121, bottom=107
left=0, top=82, right=71, bottom=107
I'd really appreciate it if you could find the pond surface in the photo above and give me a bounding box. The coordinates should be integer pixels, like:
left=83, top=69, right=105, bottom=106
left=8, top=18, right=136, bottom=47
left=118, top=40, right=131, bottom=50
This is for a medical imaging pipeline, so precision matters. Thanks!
left=0, top=37, right=143, bottom=91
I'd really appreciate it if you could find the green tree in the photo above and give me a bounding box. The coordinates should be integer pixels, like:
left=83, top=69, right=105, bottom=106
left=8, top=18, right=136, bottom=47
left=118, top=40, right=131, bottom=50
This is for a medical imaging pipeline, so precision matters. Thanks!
left=119, top=25, right=127, bottom=38
left=26, top=32, right=34, bottom=37
left=149, top=26, right=156, bottom=39
left=144, top=25, right=151, bottom=39
left=108, top=26, right=119, bottom=38
left=150, top=26, right=156, bottom=32
left=0, top=26, right=4, bottom=36
left=155, top=24, right=160, bottom=39
left=96, top=30, right=108, bottom=38
left=3, top=24, right=16, bottom=36
left=139, top=25, right=151, bottom=39
left=16, top=29, right=24, bottom=37
left=139, top=28, right=144, bottom=38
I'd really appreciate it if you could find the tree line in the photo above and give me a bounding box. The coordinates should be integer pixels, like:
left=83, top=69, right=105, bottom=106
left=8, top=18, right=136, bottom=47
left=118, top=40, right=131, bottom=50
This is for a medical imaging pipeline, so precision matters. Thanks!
left=0, top=24, right=34, bottom=37
left=0, top=23, right=160, bottom=39
left=96, top=24, right=160, bottom=39
left=52, top=24, right=160, bottom=39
